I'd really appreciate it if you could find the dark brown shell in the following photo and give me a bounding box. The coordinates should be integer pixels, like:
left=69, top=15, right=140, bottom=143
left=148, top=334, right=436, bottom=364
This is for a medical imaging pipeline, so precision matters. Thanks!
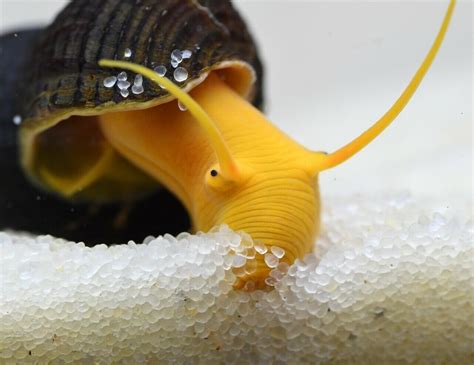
left=19, top=0, right=263, bottom=126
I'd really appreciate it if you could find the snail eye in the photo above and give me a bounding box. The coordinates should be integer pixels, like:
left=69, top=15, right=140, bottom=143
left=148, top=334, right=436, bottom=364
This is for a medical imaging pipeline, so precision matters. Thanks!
left=210, top=169, right=218, bottom=177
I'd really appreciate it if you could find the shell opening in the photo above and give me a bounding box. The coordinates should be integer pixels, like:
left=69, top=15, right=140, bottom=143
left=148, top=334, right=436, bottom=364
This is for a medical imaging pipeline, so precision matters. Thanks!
left=32, top=116, right=157, bottom=202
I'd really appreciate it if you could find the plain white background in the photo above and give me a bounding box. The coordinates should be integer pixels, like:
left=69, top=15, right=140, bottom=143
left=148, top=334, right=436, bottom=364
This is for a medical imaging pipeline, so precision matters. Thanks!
left=0, top=0, right=472, bottom=199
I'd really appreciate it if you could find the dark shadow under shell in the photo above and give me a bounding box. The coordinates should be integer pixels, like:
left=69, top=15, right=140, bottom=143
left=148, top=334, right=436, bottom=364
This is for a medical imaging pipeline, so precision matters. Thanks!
left=0, top=29, right=190, bottom=245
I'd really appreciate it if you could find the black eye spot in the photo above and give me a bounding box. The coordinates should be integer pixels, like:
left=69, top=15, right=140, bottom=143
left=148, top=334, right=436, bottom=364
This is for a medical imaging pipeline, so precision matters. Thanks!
left=210, top=169, right=218, bottom=177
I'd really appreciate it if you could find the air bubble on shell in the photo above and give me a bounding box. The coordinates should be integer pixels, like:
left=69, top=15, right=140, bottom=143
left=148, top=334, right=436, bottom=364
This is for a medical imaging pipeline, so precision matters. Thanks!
left=12, top=115, right=22, bottom=125
left=117, top=72, right=127, bottom=81
left=178, top=101, right=187, bottom=111
left=124, top=48, right=132, bottom=58
left=103, top=76, right=117, bottom=88
left=171, top=59, right=179, bottom=68
left=182, top=50, right=192, bottom=59
left=120, top=88, right=129, bottom=98
left=154, top=65, right=167, bottom=77
left=171, top=49, right=183, bottom=63
left=132, top=84, right=144, bottom=95
left=117, top=80, right=131, bottom=90
left=134, top=74, right=143, bottom=86
left=271, top=246, right=285, bottom=259
left=174, top=67, right=188, bottom=82
left=264, top=253, right=279, bottom=268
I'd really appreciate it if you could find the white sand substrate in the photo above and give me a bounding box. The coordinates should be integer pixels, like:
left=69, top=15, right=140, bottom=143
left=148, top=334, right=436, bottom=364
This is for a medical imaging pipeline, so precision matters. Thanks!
left=1, top=192, right=472, bottom=364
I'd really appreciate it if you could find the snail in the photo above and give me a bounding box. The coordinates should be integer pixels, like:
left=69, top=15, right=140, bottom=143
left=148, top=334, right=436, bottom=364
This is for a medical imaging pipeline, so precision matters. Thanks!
left=7, top=0, right=454, bottom=289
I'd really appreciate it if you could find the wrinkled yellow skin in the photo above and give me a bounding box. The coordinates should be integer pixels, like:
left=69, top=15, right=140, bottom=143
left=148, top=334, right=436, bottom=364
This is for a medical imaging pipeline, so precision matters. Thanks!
left=100, top=74, right=321, bottom=288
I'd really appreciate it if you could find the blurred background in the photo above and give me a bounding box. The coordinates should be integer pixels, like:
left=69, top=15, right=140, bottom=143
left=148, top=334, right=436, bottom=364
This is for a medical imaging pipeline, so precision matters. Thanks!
left=0, top=0, right=472, bottom=199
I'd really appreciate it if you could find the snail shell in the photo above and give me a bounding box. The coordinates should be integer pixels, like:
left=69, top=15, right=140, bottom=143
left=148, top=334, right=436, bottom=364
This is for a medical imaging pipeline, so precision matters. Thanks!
left=17, top=0, right=263, bottom=201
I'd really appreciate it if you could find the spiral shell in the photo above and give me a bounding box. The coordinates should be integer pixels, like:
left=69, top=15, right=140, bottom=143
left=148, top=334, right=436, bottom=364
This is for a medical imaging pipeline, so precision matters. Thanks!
left=19, top=0, right=263, bottom=125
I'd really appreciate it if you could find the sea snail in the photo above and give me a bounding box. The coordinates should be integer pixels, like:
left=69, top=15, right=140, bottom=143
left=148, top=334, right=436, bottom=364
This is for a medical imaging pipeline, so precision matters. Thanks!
left=14, top=0, right=455, bottom=289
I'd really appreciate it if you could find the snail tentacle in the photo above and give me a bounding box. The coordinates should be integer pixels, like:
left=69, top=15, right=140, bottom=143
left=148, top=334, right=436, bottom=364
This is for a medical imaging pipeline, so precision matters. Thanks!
left=313, top=0, right=455, bottom=172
